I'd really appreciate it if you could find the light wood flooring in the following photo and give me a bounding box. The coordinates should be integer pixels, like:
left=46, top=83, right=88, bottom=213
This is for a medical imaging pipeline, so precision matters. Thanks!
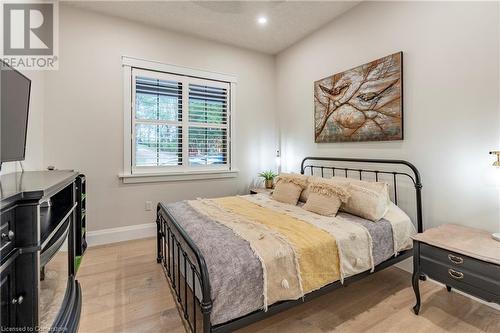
left=77, top=238, right=500, bottom=333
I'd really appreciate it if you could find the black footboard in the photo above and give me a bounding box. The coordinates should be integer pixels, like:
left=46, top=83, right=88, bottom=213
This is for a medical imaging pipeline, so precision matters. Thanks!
left=156, top=203, right=212, bottom=333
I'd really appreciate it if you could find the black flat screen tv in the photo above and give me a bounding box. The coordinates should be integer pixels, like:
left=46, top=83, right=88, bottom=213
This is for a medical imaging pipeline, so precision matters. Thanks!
left=1, top=60, right=31, bottom=163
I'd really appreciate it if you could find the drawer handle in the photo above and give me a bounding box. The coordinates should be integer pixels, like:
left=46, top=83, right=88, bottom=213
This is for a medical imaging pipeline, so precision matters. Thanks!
left=448, top=268, right=464, bottom=280
left=11, top=295, right=24, bottom=305
left=448, top=254, right=463, bottom=264
left=1, top=230, right=14, bottom=241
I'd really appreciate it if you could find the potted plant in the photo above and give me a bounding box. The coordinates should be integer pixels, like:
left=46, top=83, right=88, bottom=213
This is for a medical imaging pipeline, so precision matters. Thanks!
left=258, top=170, right=278, bottom=189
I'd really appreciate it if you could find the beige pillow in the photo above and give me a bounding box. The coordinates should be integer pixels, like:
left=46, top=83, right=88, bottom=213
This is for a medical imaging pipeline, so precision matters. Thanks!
left=299, top=183, right=309, bottom=203
left=272, top=173, right=308, bottom=205
left=349, top=178, right=391, bottom=205
left=303, top=182, right=350, bottom=216
left=300, top=176, right=389, bottom=202
left=299, top=176, right=322, bottom=203
left=300, top=176, right=390, bottom=221
left=342, top=183, right=389, bottom=221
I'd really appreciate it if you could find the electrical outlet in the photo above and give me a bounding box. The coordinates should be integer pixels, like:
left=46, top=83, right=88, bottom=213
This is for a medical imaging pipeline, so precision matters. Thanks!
left=145, top=201, right=152, bottom=211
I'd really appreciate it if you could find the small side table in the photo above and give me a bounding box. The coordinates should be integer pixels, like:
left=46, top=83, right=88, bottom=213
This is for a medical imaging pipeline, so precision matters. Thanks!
left=249, top=187, right=273, bottom=195
left=412, top=224, right=500, bottom=315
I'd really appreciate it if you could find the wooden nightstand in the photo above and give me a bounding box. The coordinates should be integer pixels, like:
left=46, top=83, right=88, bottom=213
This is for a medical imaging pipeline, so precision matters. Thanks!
left=249, top=187, right=273, bottom=195
left=412, top=224, right=500, bottom=315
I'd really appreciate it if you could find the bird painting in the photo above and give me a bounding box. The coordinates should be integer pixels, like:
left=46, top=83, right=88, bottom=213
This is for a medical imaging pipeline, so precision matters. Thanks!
left=314, top=52, right=403, bottom=142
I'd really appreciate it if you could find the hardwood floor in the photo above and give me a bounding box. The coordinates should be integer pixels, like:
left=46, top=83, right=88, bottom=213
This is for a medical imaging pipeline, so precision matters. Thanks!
left=77, top=238, right=500, bottom=333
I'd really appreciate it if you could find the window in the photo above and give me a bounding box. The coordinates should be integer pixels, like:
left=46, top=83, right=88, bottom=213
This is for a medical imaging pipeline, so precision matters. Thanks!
left=132, top=69, right=231, bottom=172
left=188, top=82, right=229, bottom=166
left=133, top=73, right=183, bottom=167
left=122, top=57, right=236, bottom=181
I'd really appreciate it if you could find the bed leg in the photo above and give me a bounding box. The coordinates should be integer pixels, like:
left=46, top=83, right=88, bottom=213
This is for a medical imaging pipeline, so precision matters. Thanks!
left=412, top=241, right=421, bottom=315
left=412, top=271, right=421, bottom=315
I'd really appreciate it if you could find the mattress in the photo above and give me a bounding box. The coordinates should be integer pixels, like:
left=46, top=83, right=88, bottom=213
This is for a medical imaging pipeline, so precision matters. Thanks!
left=165, top=194, right=416, bottom=325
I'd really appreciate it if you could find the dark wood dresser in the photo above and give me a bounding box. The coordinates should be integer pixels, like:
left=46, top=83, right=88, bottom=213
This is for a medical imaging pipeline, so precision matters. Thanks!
left=0, top=171, right=82, bottom=332
left=412, top=224, right=500, bottom=314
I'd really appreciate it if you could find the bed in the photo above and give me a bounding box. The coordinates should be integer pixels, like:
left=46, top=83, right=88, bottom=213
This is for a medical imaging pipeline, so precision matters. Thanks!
left=156, top=157, right=423, bottom=333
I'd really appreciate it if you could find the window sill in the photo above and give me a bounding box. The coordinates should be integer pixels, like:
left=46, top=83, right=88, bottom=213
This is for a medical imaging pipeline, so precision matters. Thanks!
left=118, top=169, right=239, bottom=184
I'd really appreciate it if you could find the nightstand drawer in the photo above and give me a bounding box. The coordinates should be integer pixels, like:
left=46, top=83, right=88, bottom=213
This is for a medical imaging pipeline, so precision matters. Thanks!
left=421, top=257, right=500, bottom=300
left=420, top=243, right=500, bottom=281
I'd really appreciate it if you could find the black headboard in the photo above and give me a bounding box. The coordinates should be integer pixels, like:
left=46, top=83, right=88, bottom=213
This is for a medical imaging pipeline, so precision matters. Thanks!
left=300, top=157, right=423, bottom=233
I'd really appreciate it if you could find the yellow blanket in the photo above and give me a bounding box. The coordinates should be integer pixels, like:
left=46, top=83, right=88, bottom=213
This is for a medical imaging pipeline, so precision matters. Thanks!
left=189, top=199, right=303, bottom=308
left=215, top=196, right=340, bottom=292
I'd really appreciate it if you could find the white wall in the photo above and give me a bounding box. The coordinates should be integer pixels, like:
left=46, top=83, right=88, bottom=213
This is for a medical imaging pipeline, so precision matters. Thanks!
left=17, top=1, right=500, bottom=237
left=1, top=71, right=45, bottom=175
left=43, top=5, right=276, bottom=232
left=276, top=1, right=500, bottom=232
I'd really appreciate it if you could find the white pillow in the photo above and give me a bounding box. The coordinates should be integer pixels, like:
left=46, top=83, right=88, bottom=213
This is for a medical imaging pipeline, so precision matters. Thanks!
left=342, top=183, right=389, bottom=221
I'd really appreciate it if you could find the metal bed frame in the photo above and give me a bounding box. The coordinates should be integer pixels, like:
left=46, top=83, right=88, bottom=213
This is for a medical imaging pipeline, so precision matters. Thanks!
left=156, top=157, right=423, bottom=333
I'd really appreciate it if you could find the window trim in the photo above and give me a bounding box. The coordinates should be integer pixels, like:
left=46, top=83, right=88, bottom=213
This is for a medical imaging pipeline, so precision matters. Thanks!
left=121, top=56, right=238, bottom=182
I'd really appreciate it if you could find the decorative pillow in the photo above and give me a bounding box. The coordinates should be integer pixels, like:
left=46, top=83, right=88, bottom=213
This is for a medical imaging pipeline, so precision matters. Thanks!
left=299, top=176, right=390, bottom=221
left=299, top=176, right=389, bottom=203
left=272, top=173, right=308, bottom=205
left=342, top=183, right=389, bottom=221
left=348, top=178, right=391, bottom=206
left=303, top=181, right=350, bottom=216
left=299, top=176, right=322, bottom=203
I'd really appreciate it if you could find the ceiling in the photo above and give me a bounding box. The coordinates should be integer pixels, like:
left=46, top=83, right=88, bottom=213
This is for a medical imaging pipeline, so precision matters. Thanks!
left=66, top=1, right=360, bottom=54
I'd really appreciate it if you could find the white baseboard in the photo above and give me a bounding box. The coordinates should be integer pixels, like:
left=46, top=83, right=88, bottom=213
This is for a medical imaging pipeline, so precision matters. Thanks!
left=87, top=222, right=156, bottom=247
left=394, top=257, right=500, bottom=311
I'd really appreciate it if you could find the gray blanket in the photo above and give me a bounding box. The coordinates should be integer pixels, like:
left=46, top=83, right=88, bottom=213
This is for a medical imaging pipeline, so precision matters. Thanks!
left=337, top=212, right=394, bottom=265
left=166, top=202, right=264, bottom=325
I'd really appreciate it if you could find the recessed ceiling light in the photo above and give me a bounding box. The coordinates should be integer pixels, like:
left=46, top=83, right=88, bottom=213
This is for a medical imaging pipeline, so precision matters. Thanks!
left=257, top=16, right=268, bottom=25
